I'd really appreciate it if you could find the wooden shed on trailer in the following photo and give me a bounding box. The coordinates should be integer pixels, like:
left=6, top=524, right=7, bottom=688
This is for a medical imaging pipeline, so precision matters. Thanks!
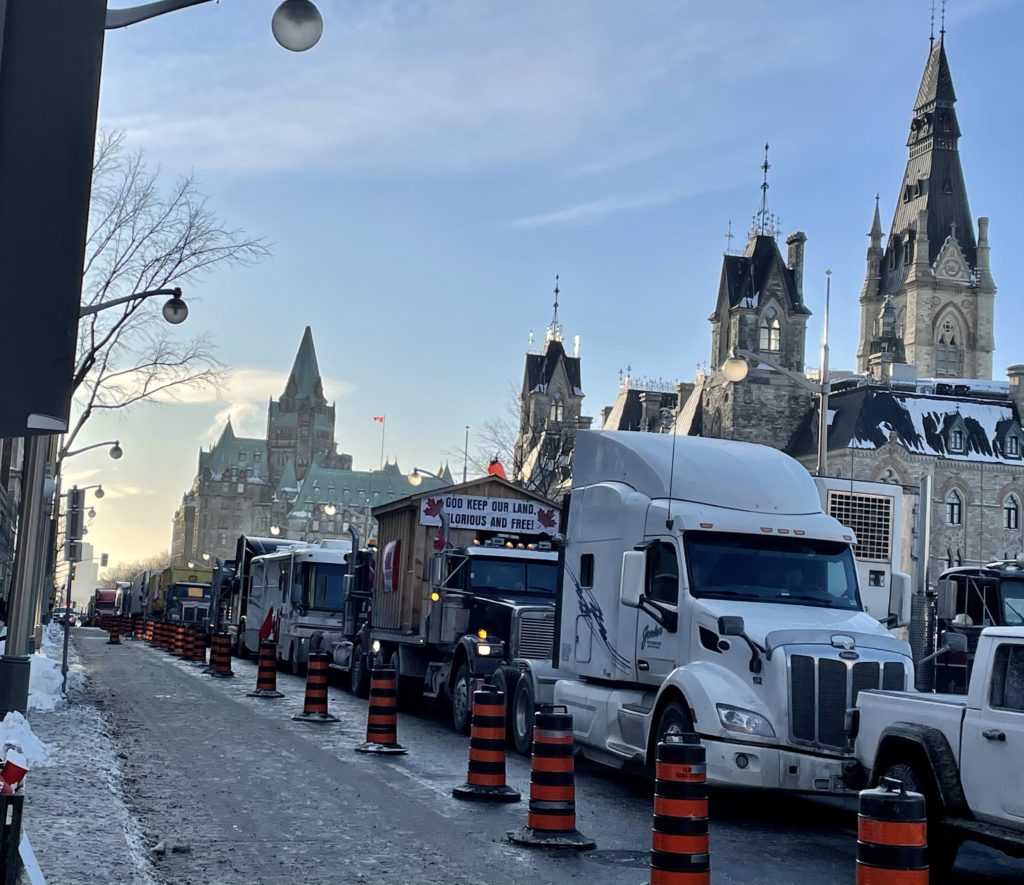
left=371, top=477, right=559, bottom=635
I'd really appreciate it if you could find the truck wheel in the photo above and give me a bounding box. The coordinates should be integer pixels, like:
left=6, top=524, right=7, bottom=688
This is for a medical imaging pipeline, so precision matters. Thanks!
left=451, top=664, right=472, bottom=735
left=879, top=762, right=960, bottom=878
left=350, top=642, right=370, bottom=698
left=490, top=668, right=515, bottom=742
left=511, top=675, right=535, bottom=756
left=289, top=643, right=305, bottom=677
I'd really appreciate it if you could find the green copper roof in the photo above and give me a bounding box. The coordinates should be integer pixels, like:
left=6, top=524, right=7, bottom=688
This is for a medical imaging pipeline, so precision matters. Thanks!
left=278, top=457, right=298, bottom=493
left=287, top=460, right=446, bottom=518
left=285, top=326, right=323, bottom=400
left=199, top=418, right=269, bottom=481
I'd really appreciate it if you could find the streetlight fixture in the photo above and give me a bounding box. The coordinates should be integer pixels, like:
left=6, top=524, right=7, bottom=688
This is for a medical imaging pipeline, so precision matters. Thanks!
left=408, top=467, right=445, bottom=488
left=719, top=270, right=833, bottom=476
left=271, top=0, right=324, bottom=51
left=79, top=287, right=188, bottom=325
left=270, top=524, right=282, bottom=537
left=63, top=440, right=122, bottom=460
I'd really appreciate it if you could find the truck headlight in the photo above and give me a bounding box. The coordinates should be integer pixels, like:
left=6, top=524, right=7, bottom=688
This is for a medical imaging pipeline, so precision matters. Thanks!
left=477, top=644, right=493, bottom=656
left=716, top=705, right=775, bottom=738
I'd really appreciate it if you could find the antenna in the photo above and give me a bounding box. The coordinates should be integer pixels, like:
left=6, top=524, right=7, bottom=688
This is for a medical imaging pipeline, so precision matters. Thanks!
left=724, top=219, right=735, bottom=254
left=666, top=416, right=679, bottom=530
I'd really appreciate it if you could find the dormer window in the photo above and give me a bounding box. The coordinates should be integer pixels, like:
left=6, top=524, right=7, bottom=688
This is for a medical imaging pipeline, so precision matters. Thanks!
left=1008, top=436, right=1021, bottom=458
left=950, top=429, right=964, bottom=453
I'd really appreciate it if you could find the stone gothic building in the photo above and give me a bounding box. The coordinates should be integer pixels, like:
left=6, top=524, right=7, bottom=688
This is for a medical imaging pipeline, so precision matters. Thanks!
left=170, top=328, right=441, bottom=565
left=513, top=282, right=592, bottom=501
left=613, top=35, right=1024, bottom=579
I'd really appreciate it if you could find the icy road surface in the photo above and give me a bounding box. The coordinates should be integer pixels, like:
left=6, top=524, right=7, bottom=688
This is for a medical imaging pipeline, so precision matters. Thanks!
left=23, top=628, right=1024, bottom=885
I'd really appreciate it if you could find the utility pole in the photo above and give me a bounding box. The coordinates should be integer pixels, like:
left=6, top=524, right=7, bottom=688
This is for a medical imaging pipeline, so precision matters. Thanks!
left=463, top=425, right=469, bottom=484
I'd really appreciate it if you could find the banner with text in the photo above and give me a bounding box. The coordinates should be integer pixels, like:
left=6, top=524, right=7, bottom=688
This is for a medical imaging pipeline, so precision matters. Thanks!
left=419, top=493, right=559, bottom=534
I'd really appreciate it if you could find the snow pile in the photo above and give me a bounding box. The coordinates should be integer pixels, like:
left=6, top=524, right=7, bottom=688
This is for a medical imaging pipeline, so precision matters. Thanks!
left=29, top=652, right=66, bottom=712
left=0, top=711, right=51, bottom=768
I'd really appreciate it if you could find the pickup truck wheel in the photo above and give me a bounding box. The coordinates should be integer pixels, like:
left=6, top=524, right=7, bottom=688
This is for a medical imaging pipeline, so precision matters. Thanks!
left=511, top=674, right=535, bottom=756
left=451, top=664, right=472, bottom=735
left=879, top=762, right=960, bottom=879
left=349, top=642, right=370, bottom=698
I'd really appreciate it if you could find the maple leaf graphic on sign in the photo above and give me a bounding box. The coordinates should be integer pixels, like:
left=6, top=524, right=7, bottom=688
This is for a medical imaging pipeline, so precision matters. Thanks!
left=537, top=508, right=556, bottom=529
left=424, top=498, right=444, bottom=517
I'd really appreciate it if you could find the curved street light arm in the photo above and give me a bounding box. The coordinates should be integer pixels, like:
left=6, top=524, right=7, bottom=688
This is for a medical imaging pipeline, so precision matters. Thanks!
left=731, top=348, right=823, bottom=395
left=63, top=440, right=120, bottom=459
left=105, top=0, right=216, bottom=30
left=79, top=287, right=180, bottom=318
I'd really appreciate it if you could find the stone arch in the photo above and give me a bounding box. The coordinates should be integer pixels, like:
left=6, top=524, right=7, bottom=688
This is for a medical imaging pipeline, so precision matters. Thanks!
left=758, top=300, right=784, bottom=353
left=869, top=458, right=911, bottom=487
left=932, top=303, right=972, bottom=377
left=937, top=476, right=974, bottom=507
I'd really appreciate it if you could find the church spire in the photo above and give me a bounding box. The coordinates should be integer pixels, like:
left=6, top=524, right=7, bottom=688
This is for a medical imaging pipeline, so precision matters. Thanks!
left=545, top=275, right=564, bottom=344
left=283, top=326, right=325, bottom=404
left=878, top=36, right=974, bottom=296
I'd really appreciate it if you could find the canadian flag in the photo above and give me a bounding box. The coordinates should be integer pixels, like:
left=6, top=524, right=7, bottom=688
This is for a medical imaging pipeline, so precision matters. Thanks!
left=372, top=416, right=385, bottom=424
left=259, top=606, right=276, bottom=642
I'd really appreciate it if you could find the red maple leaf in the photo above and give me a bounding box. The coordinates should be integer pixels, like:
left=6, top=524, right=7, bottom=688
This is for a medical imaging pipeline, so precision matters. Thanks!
left=537, top=508, right=556, bottom=528
left=424, top=498, right=444, bottom=517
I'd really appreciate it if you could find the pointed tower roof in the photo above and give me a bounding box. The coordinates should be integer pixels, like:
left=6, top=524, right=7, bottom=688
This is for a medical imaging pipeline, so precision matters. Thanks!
left=879, top=38, right=976, bottom=295
left=283, top=326, right=325, bottom=402
left=278, top=458, right=298, bottom=492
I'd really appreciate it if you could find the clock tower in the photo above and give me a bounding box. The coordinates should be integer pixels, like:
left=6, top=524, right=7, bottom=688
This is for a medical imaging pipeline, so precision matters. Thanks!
left=856, top=36, right=996, bottom=379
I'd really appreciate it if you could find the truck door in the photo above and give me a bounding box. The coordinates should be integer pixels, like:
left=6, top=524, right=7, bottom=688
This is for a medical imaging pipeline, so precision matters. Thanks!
left=960, top=639, right=1024, bottom=825
left=634, top=538, right=683, bottom=683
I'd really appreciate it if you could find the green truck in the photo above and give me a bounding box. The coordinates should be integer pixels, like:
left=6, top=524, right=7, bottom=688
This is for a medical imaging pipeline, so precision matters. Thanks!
left=148, top=566, right=213, bottom=626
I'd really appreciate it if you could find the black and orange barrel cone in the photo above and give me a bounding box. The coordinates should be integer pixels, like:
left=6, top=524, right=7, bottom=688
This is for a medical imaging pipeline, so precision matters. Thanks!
left=190, top=629, right=207, bottom=665
left=355, top=667, right=406, bottom=753
left=507, top=705, right=594, bottom=850
left=453, top=688, right=519, bottom=802
left=164, top=624, right=178, bottom=654
left=248, top=641, right=284, bottom=698
left=649, top=734, right=710, bottom=885
left=106, top=620, right=121, bottom=645
left=173, top=624, right=187, bottom=657
left=182, top=628, right=195, bottom=661
left=208, top=631, right=234, bottom=678
left=294, top=652, right=338, bottom=724
left=856, top=778, right=928, bottom=885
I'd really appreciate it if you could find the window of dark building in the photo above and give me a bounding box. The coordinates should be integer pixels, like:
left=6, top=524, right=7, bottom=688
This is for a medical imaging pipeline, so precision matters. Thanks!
left=946, top=490, right=963, bottom=525
left=949, top=429, right=964, bottom=453
left=1005, top=497, right=1020, bottom=531
left=1008, top=436, right=1020, bottom=458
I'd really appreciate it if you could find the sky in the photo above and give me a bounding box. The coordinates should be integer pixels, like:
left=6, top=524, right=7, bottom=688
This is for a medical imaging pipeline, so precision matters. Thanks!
left=62, top=0, right=1024, bottom=569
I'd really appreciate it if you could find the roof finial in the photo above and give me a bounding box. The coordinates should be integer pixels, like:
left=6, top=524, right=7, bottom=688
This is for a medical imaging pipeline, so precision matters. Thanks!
left=724, top=219, right=735, bottom=254
left=930, top=0, right=936, bottom=46
left=756, top=143, right=771, bottom=236
left=940, top=0, right=946, bottom=42
left=545, top=274, right=564, bottom=344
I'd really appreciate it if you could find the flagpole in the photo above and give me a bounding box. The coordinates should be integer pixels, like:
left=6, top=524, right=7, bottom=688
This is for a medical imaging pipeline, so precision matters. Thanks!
left=380, top=415, right=386, bottom=470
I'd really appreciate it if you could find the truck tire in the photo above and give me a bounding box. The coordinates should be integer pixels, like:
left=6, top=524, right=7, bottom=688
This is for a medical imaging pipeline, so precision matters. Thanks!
left=511, top=674, right=535, bottom=756
left=489, top=668, right=515, bottom=742
left=879, top=761, right=960, bottom=879
left=451, top=664, right=472, bottom=735
left=349, top=642, right=370, bottom=698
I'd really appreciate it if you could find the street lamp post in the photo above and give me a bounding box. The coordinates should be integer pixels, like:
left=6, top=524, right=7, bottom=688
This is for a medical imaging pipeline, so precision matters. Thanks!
left=720, top=270, right=833, bottom=477
left=79, top=287, right=188, bottom=324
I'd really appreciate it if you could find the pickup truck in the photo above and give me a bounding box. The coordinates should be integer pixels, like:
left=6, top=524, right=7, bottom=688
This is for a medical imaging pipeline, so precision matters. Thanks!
left=850, top=626, right=1024, bottom=876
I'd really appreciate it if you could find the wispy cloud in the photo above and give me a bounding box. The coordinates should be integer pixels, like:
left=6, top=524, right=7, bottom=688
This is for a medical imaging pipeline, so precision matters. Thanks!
left=510, top=191, right=686, bottom=228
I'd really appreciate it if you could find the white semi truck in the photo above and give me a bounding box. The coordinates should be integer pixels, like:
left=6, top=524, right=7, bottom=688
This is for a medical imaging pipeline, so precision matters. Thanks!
left=242, top=538, right=352, bottom=673
left=510, top=430, right=913, bottom=793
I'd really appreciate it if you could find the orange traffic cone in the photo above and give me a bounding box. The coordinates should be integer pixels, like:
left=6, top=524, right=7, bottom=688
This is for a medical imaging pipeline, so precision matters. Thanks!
left=248, top=641, right=284, bottom=698
left=649, top=734, right=710, bottom=885
left=453, top=688, right=519, bottom=801
left=355, top=667, right=406, bottom=753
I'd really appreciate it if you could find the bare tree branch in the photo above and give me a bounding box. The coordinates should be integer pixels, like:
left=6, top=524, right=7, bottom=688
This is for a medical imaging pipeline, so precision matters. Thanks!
left=60, top=131, right=269, bottom=466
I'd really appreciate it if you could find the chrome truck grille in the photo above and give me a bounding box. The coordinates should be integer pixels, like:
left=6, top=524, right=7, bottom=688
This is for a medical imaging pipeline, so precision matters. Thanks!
left=789, top=654, right=906, bottom=750
left=516, top=611, right=555, bottom=660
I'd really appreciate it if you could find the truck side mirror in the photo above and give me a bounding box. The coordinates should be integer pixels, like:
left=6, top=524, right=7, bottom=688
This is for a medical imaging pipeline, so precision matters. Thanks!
left=620, top=551, right=645, bottom=608
left=942, top=631, right=969, bottom=654
left=888, top=572, right=911, bottom=628
left=936, top=578, right=958, bottom=620
left=718, top=616, right=746, bottom=637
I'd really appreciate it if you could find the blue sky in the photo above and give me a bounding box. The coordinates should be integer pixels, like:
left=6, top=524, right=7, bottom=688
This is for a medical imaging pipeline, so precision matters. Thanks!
left=65, top=0, right=1023, bottom=567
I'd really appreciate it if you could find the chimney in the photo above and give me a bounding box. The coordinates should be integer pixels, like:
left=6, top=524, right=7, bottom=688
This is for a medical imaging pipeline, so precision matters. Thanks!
left=786, top=232, right=806, bottom=303
left=1008, top=365, right=1024, bottom=418
left=977, top=217, right=994, bottom=286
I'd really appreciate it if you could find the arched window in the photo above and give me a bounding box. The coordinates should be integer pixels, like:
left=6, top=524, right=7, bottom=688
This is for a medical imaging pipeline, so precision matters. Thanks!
left=549, top=398, right=563, bottom=422
left=935, top=317, right=961, bottom=377
left=945, top=490, right=963, bottom=526
left=759, top=308, right=781, bottom=352
left=1005, top=496, right=1020, bottom=531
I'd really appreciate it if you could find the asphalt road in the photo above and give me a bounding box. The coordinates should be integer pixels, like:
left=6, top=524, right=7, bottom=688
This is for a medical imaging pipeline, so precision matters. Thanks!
left=56, top=629, right=1024, bottom=884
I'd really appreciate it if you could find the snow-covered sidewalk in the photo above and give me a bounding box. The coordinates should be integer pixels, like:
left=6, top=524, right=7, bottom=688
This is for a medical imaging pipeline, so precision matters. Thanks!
left=8, top=627, right=157, bottom=885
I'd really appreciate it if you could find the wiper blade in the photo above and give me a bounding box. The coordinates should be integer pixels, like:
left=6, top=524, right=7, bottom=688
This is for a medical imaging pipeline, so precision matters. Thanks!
left=773, top=594, right=852, bottom=607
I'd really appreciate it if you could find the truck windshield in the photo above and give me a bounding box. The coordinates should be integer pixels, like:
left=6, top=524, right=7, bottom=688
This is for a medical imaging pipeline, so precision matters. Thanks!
left=308, top=564, right=346, bottom=611
left=1002, top=579, right=1024, bottom=626
left=685, top=531, right=861, bottom=611
left=468, top=558, right=557, bottom=596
